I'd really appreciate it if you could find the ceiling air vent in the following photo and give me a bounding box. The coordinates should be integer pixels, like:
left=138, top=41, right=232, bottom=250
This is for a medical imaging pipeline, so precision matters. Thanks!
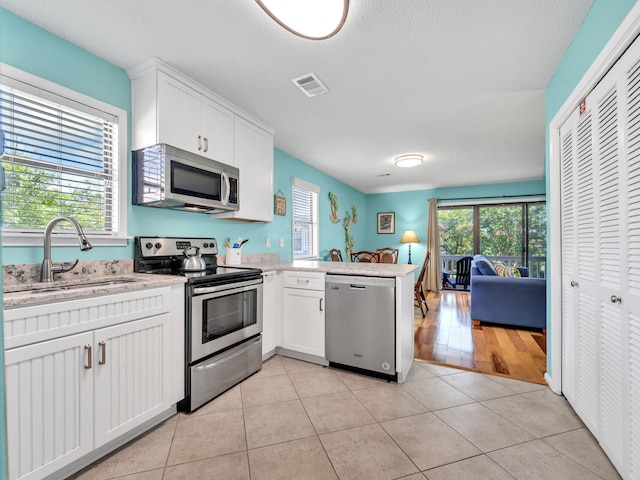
left=292, top=72, right=329, bottom=97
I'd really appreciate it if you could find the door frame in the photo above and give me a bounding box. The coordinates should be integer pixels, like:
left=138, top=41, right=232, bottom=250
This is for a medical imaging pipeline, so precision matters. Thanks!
left=547, top=2, right=640, bottom=394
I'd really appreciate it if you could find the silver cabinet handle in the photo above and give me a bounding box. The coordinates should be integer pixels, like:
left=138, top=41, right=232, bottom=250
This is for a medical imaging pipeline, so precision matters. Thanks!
left=84, top=344, right=92, bottom=369
left=98, top=340, right=107, bottom=365
left=611, top=295, right=622, bottom=304
left=204, top=137, right=209, bottom=152
left=320, top=298, right=323, bottom=311
left=570, top=281, right=578, bottom=287
left=197, top=135, right=203, bottom=150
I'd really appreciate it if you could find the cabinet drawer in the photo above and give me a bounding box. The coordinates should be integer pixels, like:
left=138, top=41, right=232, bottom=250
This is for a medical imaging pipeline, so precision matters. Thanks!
left=283, top=271, right=325, bottom=291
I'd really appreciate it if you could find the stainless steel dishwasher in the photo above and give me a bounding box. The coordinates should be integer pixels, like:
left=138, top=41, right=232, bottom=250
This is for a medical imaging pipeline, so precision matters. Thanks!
left=325, top=275, right=396, bottom=380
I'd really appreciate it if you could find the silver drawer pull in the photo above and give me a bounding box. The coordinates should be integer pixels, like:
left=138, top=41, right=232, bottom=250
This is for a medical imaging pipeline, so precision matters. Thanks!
left=98, top=340, right=107, bottom=365
left=84, top=344, right=92, bottom=369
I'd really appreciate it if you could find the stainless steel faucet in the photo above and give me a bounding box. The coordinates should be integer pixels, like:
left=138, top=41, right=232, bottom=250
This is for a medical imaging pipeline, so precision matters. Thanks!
left=40, top=215, right=93, bottom=282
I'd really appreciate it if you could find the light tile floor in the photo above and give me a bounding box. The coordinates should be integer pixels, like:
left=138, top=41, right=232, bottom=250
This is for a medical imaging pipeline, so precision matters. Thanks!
left=73, top=356, right=621, bottom=480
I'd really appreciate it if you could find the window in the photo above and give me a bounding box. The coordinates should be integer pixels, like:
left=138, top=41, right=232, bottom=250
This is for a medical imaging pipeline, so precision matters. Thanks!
left=439, top=201, right=546, bottom=278
left=0, top=64, right=127, bottom=246
left=292, top=177, right=319, bottom=259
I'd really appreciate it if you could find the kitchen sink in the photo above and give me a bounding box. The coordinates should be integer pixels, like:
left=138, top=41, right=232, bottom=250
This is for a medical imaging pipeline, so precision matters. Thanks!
left=4, top=277, right=143, bottom=295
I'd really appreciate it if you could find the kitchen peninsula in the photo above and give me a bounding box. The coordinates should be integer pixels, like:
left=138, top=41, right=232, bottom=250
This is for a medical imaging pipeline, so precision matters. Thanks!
left=237, top=260, right=419, bottom=383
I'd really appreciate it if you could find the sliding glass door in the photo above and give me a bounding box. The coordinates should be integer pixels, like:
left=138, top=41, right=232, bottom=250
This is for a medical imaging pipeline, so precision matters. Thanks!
left=439, top=202, right=546, bottom=278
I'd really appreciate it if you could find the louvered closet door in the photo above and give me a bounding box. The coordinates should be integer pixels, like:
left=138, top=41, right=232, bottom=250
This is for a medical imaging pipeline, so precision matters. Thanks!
left=559, top=33, right=640, bottom=480
left=560, top=102, right=601, bottom=434
left=560, top=109, right=580, bottom=408
left=618, top=37, right=640, bottom=480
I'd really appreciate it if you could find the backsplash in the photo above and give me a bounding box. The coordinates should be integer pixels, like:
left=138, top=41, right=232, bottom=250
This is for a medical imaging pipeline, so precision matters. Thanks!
left=218, top=252, right=280, bottom=265
left=3, top=260, right=134, bottom=286
left=3, top=253, right=280, bottom=286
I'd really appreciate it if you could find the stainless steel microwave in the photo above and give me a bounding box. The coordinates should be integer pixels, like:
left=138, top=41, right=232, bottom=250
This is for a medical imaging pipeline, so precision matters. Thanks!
left=133, top=144, right=239, bottom=212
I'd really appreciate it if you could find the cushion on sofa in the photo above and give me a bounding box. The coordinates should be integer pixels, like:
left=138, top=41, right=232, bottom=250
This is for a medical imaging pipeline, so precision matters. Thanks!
left=473, top=255, right=497, bottom=276
left=491, top=260, right=521, bottom=277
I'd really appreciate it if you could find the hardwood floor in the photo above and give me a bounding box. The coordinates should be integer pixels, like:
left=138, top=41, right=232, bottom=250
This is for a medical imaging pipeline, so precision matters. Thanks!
left=414, top=290, right=547, bottom=384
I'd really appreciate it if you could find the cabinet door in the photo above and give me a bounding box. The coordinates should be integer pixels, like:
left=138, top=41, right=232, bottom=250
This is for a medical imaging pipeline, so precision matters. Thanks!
left=283, top=288, right=325, bottom=357
left=5, top=332, right=94, bottom=480
left=216, top=116, right=274, bottom=221
left=157, top=71, right=202, bottom=154
left=94, top=314, right=171, bottom=448
left=201, top=96, right=234, bottom=164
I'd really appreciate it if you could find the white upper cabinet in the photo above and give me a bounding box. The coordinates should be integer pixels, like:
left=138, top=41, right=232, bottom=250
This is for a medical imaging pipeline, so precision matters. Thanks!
left=128, top=58, right=275, bottom=221
left=214, top=116, right=274, bottom=222
left=134, top=69, right=234, bottom=164
left=200, top=95, right=235, bottom=165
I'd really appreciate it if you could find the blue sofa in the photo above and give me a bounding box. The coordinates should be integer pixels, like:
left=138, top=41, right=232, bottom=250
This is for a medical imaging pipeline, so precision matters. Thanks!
left=470, top=254, right=546, bottom=330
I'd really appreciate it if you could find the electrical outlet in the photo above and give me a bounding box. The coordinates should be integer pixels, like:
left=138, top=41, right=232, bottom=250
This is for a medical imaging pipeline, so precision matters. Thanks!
left=266, top=237, right=270, bottom=248
left=280, top=238, right=285, bottom=248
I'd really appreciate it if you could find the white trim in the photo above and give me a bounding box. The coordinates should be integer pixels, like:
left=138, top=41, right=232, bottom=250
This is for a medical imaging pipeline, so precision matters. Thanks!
left=0, top=62, right=129, bottom=243
left=292, top=176, right=320, bottom=194
left=547, top=2, right=640, bottom=395
left=2, top=232, right=129, bottom=248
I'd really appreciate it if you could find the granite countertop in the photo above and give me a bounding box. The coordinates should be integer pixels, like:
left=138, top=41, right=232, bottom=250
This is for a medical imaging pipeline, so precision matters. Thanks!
left=3, top=259, right=187, bottom=309
left=236, top=260, right=419, bottom=277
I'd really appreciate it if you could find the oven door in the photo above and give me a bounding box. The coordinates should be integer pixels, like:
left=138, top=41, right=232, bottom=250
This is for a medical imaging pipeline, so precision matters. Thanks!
left=190, top=278, right=263, bottom=362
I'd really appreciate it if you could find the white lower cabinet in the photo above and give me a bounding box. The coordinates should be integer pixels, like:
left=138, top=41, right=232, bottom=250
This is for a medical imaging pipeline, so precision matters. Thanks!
left=282, top=271, right=325, bottom=358
left=93, top=314, right=172, bottom=448
left=5, top=332, right=94, bottom=480
left=3, top=286, right=184, bottom=480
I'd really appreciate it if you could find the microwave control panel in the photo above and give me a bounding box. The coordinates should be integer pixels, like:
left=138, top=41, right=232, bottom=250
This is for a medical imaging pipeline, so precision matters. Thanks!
left=229, top=177, right=238, bottom=205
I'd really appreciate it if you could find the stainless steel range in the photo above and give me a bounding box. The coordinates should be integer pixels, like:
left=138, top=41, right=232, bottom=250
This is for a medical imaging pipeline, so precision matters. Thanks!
left=134, top=236, right=263, bottom=412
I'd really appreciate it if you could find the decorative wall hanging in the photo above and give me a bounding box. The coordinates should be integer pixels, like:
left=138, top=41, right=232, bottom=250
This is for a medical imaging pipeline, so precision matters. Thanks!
left=329, top=191, right=341, bottom=223
left=274, top=190, right=286, bottom=216
left=377, top=212, right=395, bottom=234
left=351, top=205, right=358, bottom=223
left=343, top=211, right=354, bottom=257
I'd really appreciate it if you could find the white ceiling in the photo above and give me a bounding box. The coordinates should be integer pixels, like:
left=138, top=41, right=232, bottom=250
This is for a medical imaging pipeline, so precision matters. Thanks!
left=0, top=0, right=594, bottom=194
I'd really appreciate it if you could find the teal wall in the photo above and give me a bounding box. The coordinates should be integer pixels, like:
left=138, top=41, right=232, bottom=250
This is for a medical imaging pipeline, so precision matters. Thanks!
left=544, top=0, right=637, bottom=375
left=366, top=180, right=546, bottom=266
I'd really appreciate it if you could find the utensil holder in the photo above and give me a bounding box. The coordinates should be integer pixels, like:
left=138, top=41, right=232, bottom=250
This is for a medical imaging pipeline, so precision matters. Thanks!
left=226, top=248, right=242, bottom=265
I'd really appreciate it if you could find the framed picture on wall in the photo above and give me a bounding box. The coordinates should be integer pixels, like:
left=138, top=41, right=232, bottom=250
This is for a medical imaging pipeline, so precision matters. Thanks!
left=377, top=212, right=395, bottom=234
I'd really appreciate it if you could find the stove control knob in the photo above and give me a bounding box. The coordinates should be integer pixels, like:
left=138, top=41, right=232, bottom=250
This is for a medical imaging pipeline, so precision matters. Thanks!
left=145, top=242, right=153, bottom=250
left=155, top=242, right=162, bottom=249
left=203, top=243, right=209, bottom=248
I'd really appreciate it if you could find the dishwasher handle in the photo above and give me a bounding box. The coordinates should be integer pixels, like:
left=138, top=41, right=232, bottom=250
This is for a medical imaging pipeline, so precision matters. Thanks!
left=350, top=284, right=367, bottom=290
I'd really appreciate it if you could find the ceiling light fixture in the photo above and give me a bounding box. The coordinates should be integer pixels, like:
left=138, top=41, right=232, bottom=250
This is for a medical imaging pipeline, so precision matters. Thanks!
left=256, top=0, right=349, bottom=40
left=394, top=154, right=424, bottom=168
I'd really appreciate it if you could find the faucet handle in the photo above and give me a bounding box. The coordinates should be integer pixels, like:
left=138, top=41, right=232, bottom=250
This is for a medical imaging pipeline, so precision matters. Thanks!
left=53, top=259, right=80, bottom=275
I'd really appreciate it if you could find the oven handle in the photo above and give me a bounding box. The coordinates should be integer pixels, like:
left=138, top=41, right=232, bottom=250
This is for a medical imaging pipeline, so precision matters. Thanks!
left=193, top=277, right=263, bottom=295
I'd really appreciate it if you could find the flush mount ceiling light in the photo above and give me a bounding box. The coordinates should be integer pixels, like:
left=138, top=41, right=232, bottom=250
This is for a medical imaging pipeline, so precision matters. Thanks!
left=256, top=0, right=349, bottom=40
left=394, top=154, right=424, bottom=168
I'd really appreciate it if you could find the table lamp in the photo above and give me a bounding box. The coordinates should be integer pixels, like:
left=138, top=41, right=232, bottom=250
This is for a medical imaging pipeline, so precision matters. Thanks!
left=400, top=230, right=419, bottom=264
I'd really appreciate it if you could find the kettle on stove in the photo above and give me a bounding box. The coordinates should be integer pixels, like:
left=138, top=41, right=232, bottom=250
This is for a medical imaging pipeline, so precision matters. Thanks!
left=181, top=246, right=207, bottom=271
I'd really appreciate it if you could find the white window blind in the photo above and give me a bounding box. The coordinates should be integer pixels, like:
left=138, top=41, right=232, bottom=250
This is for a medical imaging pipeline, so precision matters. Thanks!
left=292, top=177, right=319, bottom=259
left=0, top=81, right=119, bottom=235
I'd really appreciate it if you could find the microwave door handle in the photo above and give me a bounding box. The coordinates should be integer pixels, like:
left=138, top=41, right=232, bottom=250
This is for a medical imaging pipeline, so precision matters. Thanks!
left=221, top=171, right=230, bottom=206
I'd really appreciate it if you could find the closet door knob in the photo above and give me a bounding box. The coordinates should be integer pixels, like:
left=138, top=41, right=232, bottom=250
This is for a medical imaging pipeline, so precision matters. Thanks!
left=570, top=281, right=578, bottom=287
left=610, top=295, right=622, bottom=304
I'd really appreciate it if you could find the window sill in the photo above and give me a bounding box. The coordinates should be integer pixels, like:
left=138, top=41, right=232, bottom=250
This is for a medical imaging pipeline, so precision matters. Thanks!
left=2, top=232, right=129, bottom=248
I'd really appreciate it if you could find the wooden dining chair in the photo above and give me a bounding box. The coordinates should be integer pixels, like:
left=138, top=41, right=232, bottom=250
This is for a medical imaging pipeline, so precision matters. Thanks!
left=350, top=250, right=380, bottom=262
left=415, top=250, right=431, bottom=317
left=376, top=247, right=399, bottom=264
left=329, top=249, right=343, bottom=262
